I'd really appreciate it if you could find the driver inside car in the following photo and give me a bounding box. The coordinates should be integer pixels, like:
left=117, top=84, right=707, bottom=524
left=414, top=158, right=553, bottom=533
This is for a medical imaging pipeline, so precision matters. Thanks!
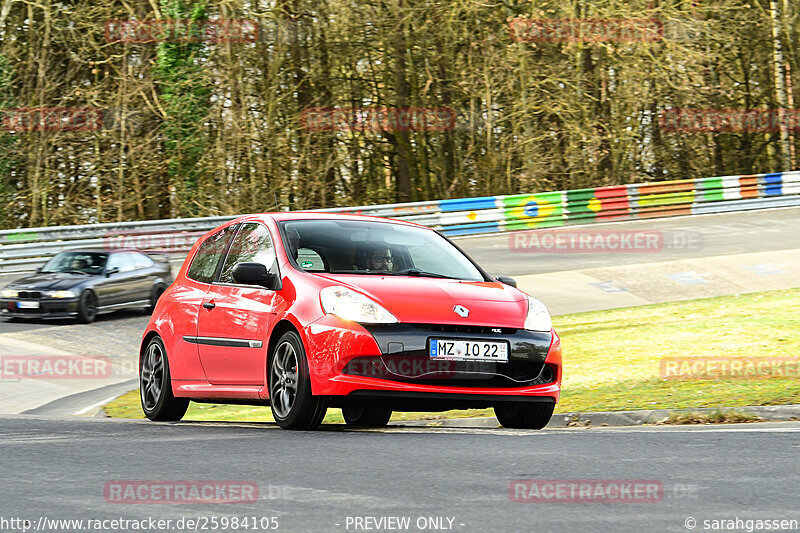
left=71, top=258, right=89, bottom=271
left=366, top=245, right=394, bottom=271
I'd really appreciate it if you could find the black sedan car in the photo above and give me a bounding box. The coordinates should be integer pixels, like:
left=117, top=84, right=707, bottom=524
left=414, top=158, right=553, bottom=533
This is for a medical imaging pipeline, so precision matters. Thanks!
left=0, top=250, right=173, bottom=323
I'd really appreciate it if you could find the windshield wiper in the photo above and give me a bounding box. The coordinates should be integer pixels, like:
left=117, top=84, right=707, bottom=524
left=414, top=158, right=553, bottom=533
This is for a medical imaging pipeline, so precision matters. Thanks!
left=394, top=268, right=459, bottom=280
left=327, top=268, right=460, bottom=280
left=66, top=270, right=90, bottom=275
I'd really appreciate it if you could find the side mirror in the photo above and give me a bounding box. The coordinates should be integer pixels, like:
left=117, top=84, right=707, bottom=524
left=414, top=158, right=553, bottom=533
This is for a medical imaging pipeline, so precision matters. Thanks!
left=106, top=267, right=120, bottom=277
left=232, top=262, right=276, bottom=289
left=35, top=266, right=43, bottom=273
left=496, top=275, right=517, bottom=288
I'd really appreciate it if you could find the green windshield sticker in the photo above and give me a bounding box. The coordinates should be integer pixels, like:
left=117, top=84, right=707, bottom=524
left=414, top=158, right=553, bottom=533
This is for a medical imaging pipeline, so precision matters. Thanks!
left=301, top=261, right=313, bottom=268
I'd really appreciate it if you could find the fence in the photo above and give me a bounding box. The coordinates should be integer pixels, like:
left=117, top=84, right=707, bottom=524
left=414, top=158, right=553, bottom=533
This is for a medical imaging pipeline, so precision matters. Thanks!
left=1, top=170, right=798, bottom=272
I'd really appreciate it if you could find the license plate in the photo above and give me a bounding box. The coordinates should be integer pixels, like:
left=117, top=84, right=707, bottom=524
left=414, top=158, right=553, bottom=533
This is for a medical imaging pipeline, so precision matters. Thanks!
left=17, top=301, right=40, bottom=309
left=429, top=339, right=508, bottom=362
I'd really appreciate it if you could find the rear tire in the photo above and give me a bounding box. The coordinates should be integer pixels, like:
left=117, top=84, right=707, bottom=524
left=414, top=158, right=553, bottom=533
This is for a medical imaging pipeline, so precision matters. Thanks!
left=342, top=405, right=392, bottom=427
left=76, top=290, right=97, bottom=324
left=146, top=285, right=165, bottom=313
left=140, top=336, right=189, bottom=421
left=495, top=402, right=555, bottom=429
left=269, top=331, right=327, bottom=430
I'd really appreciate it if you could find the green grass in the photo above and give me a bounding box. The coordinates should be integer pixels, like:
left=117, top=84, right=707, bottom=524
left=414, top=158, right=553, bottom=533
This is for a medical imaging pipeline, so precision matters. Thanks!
left=104, top=288, right=800, bottom=423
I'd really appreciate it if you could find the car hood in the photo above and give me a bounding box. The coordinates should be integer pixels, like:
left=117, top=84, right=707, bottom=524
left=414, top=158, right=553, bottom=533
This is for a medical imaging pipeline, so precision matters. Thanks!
left=317, top=274, right=529, bottom=328
left=7, top=273, right=89, bottom=291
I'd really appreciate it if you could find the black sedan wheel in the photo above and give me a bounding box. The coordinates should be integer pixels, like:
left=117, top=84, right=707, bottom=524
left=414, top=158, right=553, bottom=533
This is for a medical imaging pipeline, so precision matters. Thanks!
left=342, top=405, right=392, bottom=427
left=76, top=290, right=97, bottom=324
left=147, top=285, right=166, bottom=313
left=269, top=331, right=327, bottom=430
left=140, top=336, right=189, bottom=421
left=494, top=402, right=555, bottom=429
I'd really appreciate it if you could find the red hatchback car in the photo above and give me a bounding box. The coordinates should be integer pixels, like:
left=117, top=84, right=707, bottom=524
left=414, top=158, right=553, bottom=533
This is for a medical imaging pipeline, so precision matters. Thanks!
left=139, top=213, right=562, bottom=430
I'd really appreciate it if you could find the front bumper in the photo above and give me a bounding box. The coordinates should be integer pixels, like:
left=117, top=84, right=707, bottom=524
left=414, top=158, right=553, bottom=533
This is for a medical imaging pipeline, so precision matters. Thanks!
left=0, top=298, right=80, bottom=319
left=302, top=315, right=562, bottom=405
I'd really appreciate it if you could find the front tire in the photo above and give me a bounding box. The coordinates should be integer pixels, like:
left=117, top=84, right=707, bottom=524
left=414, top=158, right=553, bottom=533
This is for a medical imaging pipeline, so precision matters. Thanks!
left=342, top=405, right=392, bottom=427
left=140, top=336, right=189, bottom=421
left=269, top=331, right=327, bottom=430
left=76, top=290, right=98, bottom=324
left=495, top=402, right=555, bottom=429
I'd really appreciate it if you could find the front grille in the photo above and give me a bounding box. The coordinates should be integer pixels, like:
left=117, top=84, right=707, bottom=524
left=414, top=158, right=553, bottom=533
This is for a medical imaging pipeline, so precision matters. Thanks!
left=413, top=324, right=517, bottom=335
left=343, top=356, right=556, bottom=388
left=18, top=291, right=42, bottom=299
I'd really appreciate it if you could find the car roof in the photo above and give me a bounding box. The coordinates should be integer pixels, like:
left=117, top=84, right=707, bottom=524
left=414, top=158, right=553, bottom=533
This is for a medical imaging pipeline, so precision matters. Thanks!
left=55, top=249, right=112, bottom=254
left=243, top=211, right=428, bottom=228
left=55, top=249, right=146, bottom=255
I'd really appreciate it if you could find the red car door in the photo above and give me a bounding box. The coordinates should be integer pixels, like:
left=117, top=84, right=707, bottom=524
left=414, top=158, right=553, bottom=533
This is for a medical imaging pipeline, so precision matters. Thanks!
left=196, top=222, right=279, bottom=386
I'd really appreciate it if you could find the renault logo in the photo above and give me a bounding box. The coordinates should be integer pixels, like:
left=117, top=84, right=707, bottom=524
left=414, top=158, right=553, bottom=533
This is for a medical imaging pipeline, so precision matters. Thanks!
left=453, top=305, right=469, bottom=318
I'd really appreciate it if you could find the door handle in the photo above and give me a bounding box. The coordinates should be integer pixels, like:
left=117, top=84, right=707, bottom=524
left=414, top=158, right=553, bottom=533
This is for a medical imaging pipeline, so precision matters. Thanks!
left=202, top=301, right=216, bottom=310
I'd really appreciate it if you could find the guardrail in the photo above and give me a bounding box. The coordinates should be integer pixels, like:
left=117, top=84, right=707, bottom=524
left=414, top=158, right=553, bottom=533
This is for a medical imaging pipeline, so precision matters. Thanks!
left=1, top=170, right=798, bottom=273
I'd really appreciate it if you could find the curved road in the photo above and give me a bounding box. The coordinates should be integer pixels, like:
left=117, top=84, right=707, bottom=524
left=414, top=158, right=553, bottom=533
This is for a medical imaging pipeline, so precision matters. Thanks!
left=463, top=206, right=800, bottom=275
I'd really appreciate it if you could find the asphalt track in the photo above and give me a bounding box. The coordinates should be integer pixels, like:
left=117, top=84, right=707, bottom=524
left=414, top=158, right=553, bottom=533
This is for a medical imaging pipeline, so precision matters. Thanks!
left=1, top=415, right=799, bottom=533
left=1, top=208, right=800, bottom=532
left=463, top=206, right=800, bottom=275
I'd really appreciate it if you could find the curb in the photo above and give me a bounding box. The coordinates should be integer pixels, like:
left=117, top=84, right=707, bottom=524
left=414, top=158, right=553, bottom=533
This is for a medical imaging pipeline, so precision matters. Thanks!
left=391, top=404, right=800, bottom=429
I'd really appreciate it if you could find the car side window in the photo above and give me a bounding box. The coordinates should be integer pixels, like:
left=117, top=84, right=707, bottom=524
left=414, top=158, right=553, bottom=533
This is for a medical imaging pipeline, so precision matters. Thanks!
left=186, top=225, right=237, bottom=284
left=107, top=253, right=135, bottom=273
left=131, top=252, right=155, bottom=269
left=219, top=223, right=276, bottom=284
left=120, top=252, right=143, bottom=272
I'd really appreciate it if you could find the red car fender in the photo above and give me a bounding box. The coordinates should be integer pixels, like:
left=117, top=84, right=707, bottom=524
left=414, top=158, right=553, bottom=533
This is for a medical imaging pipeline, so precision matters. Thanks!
left=300, top=314, right=382, bottom=395
left=544, top=328, right=562, bottom=402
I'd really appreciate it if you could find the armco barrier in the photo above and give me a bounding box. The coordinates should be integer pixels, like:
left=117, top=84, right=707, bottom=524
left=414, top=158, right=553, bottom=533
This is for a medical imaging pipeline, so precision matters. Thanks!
left=1, top=170, right=798, bottom=272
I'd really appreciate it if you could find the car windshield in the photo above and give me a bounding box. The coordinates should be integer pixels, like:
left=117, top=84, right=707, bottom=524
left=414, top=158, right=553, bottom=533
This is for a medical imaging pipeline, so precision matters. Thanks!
left=280, top=219, right=485, bottom=282
left=40, top=252, right=108, bottom=275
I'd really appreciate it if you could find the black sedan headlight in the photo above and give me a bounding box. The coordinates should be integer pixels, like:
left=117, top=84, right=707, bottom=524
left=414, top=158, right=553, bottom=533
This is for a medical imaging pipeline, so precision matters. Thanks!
left=43, top=290, right=78, bottom=298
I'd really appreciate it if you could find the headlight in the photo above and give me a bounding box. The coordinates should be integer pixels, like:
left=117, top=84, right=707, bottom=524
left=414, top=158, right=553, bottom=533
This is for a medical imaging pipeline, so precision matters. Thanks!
left=320, top=286, right=398, bottom=324
left=1, top=289, right=18, bottom=298
left=524, top=297, right=552, bottom=332
left=45, top=290, right=77, bottom=299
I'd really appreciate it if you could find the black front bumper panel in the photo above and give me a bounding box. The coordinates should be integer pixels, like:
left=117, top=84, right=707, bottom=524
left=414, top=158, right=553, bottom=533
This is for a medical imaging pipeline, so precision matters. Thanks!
left=342, top=390, right=556, bottom=411
left=0, top=298, right=80, bottom=318
left=352, top=323, right=556, bottom=388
